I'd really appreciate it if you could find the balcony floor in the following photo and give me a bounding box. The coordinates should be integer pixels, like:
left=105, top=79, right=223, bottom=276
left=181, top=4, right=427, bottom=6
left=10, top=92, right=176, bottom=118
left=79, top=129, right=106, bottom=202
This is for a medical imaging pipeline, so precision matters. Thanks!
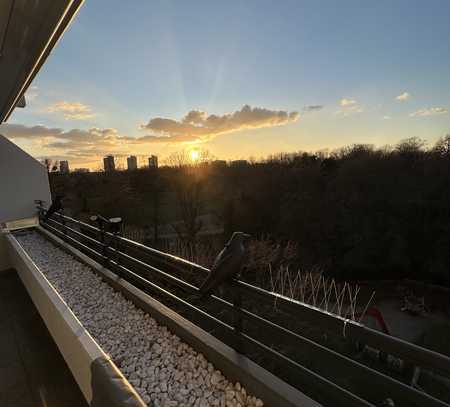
left=0, top=270, right=88, bottom=407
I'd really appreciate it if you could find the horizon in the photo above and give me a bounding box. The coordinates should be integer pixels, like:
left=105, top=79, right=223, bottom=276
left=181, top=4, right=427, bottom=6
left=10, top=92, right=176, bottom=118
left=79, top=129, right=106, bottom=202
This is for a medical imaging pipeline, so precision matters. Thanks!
left=1, top=0, right=449, bottom=169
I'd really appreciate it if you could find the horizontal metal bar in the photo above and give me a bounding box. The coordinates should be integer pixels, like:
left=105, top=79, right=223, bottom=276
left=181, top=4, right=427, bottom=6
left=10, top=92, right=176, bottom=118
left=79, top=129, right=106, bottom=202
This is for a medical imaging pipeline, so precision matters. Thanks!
left=46, top=218, right=104, bottom=251
left=44, top=214, right=450, bottom=376
left=238, top=281, right=450, bottom=377
left=239, top=333, right=375, bottom=407
left=236, top=299, right=448, bottom=407
left=41, top=222, right=106, bottom=265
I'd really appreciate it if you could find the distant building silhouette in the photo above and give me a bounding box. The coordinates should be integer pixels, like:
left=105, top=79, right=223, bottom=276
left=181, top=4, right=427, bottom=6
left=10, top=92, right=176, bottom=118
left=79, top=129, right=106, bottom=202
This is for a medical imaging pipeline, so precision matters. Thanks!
left=103, top=155, right=115, bottom=172
left=212, top=160, right=227, bottom=168
left=127, top=155, right=137, bottom=170
left=148, top=155, right=158, bottom=168
left=59, top=160, right=69, bottom=174
left=231, top=159, right=248, bottom=167
left=73, top=168, right=90, bottom=173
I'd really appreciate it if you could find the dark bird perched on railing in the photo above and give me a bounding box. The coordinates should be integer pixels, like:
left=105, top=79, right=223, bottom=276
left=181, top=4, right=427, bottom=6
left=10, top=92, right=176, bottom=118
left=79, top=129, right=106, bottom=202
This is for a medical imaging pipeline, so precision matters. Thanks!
left=199, top=232, right=251, bottom=298
left=44, top=195, right=63, bottom=220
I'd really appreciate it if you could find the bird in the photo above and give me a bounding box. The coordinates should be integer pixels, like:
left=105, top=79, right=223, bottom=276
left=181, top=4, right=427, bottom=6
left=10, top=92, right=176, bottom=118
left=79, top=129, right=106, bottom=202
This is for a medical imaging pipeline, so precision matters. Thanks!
left=199, top=232, right=251, bottom=297
left=44, top=195, right=63, bottom=220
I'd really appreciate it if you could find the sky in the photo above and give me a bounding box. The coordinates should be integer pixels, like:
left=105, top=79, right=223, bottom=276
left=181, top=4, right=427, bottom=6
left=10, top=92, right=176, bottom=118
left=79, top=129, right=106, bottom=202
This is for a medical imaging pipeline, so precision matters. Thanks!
left=1, top=0, right=450, bottom=169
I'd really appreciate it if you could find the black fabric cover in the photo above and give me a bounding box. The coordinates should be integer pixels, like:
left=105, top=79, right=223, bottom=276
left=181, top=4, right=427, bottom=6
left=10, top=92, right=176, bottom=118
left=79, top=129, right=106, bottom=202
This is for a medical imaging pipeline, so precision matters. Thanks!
left=90, top=356, right=148, bottom=407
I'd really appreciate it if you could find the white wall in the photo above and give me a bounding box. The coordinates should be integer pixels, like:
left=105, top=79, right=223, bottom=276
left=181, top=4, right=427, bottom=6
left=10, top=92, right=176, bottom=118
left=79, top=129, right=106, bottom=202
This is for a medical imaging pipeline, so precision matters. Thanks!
left=0, top=135, right=51, bottom=223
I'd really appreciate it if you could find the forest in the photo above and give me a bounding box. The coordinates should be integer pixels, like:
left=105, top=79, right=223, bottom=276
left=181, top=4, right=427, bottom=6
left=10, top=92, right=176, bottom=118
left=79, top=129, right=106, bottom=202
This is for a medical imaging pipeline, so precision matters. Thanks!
left=49, top=135, right=450, bottom=287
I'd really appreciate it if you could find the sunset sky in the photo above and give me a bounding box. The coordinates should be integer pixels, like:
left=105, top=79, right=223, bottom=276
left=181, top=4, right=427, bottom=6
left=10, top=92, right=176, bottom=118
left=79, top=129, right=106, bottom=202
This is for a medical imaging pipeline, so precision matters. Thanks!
left=1, top=0, right=449, bottom=169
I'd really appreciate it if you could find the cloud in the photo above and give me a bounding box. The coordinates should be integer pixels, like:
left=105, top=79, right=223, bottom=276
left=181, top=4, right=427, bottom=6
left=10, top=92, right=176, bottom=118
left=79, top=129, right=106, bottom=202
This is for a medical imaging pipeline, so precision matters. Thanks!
left=0, top=105, right=299, bottom=165
left=48, top=101, right=96, bottom=120
left=340, top=98, right=356, bottom=107
left=409, top=107, right=448, bottom=117
left=140, top=105, right=300, bottom=143
left=336, top=98, right=363, bottom=117
left=0, top=123, right=61, bottom=139
left=26, top=86, right=39, bottom=102
left=303, top=105, right=324, bottom=112
left=0, top=123, right=134, bottom=159
left=396, top=92, right=410, bottom=102
left=383, top=115, right=391, bottom=120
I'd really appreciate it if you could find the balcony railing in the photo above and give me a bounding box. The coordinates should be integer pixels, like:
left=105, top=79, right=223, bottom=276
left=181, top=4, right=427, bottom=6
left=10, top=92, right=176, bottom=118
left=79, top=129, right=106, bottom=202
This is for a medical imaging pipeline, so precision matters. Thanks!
left=39, top=212, right=450, bottom=407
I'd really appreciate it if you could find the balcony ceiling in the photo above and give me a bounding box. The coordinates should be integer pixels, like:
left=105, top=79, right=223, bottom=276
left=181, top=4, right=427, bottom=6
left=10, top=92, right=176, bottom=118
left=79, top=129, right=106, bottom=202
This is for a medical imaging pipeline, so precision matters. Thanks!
left=0, top=0, right=84, bottom=123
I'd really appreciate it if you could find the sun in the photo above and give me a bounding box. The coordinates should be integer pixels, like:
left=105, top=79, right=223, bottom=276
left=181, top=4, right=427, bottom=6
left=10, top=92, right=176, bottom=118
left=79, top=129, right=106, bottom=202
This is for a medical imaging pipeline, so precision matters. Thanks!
left=190, top=149, right=200, bottom=161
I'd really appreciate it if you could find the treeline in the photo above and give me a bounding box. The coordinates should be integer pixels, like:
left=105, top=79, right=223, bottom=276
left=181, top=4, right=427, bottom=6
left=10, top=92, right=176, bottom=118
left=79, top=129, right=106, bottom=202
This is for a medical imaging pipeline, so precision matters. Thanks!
left=50, top=136, right=450, bottom=286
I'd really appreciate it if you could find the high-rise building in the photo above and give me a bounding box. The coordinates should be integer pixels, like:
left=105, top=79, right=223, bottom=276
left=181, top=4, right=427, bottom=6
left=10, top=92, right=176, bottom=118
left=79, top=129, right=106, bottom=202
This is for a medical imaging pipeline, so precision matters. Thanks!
left=103, top=155, right=115, bottom=172
left=212, top=160, right=227, bottom=168
left=231, top=159, right=248, bottom=167
left=127, top=155, right=138, bottom=170
left=59, top=160, right=69, bottom=174
left=148, top=155, right=158, bottom=168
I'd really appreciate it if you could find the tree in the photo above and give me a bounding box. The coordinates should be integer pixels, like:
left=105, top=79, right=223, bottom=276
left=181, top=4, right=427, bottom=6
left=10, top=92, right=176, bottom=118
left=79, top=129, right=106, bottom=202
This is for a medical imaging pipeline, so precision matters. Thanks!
left=165, top=149, right=214, bottom=244
left=43, top=158, right=59, bottom=173
left=433, top=134, right=450, bottom=156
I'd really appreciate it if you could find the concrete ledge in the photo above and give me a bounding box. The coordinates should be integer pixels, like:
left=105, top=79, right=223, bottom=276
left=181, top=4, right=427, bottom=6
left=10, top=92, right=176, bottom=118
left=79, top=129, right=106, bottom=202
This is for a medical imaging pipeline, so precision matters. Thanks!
left=38, top=225, right=321, bottom=407
left=5, top=231, right=104, bottom=402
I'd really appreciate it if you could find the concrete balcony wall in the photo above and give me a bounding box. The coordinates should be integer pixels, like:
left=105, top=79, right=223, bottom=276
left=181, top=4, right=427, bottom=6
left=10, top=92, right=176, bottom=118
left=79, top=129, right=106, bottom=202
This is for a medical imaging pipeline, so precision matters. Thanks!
left=0, top=135, right=51, bottom=224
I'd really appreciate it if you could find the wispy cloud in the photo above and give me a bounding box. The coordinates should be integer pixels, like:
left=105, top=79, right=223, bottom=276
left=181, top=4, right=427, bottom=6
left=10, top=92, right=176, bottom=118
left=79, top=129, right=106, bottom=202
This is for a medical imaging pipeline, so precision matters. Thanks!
left=48, top=101, right=96, bottom=120
left=409, top=107, right=448, bottom=117
left=383, top=115, right=391, bottom=120
left=396, top=92, right=410, bottom=102
left=336, top=98, right=363, bottom=117
left=303, top=105, right=324, bottom=112
left=26, top=86, right=39, bottom=102
left=140, top=105, right=300, bottom=143
left=340, top=98, right=356, bottom=107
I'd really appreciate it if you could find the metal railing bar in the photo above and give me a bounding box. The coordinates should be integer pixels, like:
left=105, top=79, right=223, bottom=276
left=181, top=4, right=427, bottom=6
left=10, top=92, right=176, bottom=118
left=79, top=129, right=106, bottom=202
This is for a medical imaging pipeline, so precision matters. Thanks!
left=41, top=222, right=106, bottom=265
left=237, top=303, right=449, bottom=407
left=43, top=214, right=450, bottom=377
left=41, top=221, right=447, bottom=406
left=237, top=280, right=450, bottom=376
left=239, top=332, right=376, bottom=407
left=45, top=218, right=104, bottom=250
left=101, top=242, right=449, bottom=404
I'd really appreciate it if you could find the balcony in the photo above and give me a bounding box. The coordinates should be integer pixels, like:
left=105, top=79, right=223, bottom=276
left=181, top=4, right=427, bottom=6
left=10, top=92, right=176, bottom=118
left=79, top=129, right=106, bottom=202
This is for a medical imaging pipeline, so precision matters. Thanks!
left=1, top=3, right=450, bottom=406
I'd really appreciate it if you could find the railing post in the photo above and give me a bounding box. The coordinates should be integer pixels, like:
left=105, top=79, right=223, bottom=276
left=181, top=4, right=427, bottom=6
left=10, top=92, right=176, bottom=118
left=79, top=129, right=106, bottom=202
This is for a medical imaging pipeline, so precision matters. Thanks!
left=113, top=232, right=123, bottom=278
left=100, top=226, right=109, bottom=267
left=61, top=212, right=67, bottom=236
left=231, top=280, right=243, bottom=352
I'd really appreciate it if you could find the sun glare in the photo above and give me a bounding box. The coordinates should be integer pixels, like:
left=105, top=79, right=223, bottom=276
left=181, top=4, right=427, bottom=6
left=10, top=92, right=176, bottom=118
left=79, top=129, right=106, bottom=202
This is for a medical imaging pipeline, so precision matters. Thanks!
left=190, top=149, right=200, bottom=161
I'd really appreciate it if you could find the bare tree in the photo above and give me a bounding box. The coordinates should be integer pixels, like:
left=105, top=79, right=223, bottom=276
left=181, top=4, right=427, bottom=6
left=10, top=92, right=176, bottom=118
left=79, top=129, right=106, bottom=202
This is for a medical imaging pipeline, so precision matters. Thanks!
left=165, top=149, right=214, bottom=245
left=43, top=158, right=59, bottom=173
left=433, top=134, right=450, bottom=156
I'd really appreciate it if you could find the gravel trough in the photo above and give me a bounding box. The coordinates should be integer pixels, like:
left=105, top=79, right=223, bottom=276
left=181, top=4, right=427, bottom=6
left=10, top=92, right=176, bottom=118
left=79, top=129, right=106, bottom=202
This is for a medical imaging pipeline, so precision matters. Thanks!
left=15, top=231, right=264, bottom=407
